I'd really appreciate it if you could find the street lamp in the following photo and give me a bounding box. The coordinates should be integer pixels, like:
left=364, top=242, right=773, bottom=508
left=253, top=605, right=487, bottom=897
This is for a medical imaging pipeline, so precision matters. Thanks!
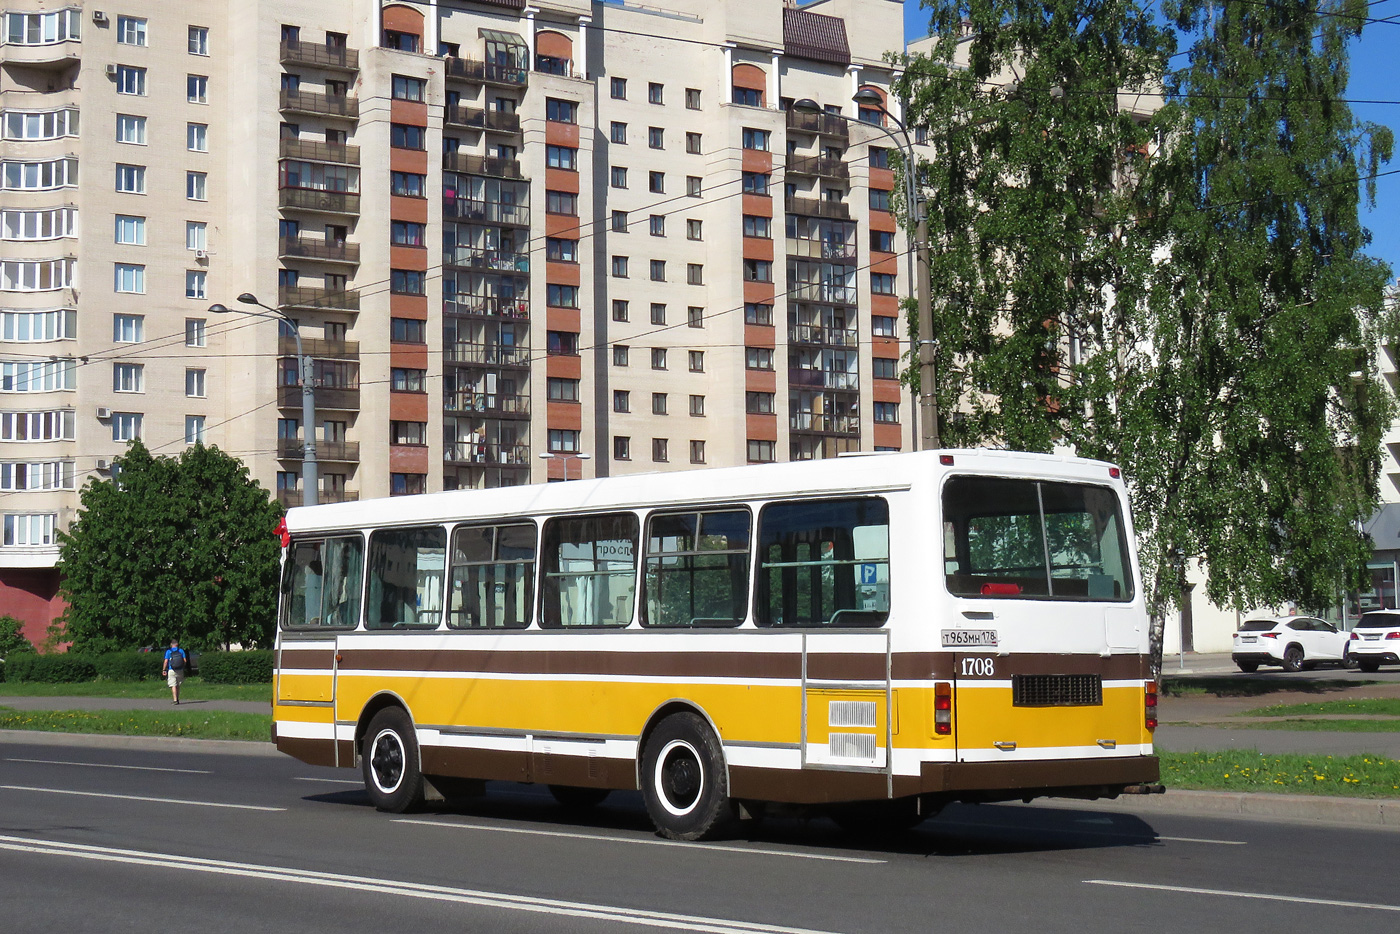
left=539, top=451, right=591, bottom=481
left=208, top=293, right=319, bottom=506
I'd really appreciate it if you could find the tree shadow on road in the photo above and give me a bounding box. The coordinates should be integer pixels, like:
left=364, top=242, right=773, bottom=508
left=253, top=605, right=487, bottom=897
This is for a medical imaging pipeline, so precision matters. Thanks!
left=1163, top=676, right=1374, bottom=698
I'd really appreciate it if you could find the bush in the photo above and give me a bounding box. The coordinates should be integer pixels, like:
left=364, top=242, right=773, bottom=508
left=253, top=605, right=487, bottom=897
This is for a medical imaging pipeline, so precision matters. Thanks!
left=0, top=614, right=37, bottom=660
left=94, top=652, right=163, bottom=682
left=4, top=653, right=98, bottom=683
left=198, top=650, right=274, bottom=684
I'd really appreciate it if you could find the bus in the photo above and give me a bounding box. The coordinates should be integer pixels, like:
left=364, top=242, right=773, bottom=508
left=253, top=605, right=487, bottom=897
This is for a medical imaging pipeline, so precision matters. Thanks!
left=272, top=449, right=1161, bottom=839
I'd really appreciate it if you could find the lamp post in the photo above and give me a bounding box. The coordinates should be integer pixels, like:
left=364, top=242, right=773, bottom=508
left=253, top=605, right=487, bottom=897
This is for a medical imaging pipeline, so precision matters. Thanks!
left=538, top=451, right=590, bottom=481
left=793, top=94, right=937, bottom=449
left=208, top=294, right=318, bottom=506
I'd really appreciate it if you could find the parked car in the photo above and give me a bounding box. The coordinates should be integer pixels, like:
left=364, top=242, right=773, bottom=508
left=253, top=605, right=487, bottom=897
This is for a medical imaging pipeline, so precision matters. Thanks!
left=1347, top=611, right=1400, bottom=672
left=1231, top=615, right=1350, bottom=672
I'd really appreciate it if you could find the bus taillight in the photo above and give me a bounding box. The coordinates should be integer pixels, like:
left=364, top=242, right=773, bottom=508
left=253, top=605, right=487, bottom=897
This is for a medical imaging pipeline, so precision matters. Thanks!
left=934, top=681, right=952, bottom=735
left=1145, top=680, right=1158, bottom=732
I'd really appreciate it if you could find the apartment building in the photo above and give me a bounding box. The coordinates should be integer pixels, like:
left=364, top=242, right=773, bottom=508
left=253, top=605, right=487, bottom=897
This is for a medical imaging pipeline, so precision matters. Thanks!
left=0, top=0, right=916, bottom=640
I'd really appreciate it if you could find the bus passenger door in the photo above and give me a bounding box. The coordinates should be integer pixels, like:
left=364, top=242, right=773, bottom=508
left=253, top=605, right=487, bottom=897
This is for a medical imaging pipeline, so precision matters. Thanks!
left=802, top=631, right=892, bottom=773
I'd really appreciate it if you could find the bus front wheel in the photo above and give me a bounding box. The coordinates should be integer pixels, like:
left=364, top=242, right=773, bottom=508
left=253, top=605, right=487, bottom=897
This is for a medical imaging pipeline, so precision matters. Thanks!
left=640, top=713, right=736, bottom=841
left=362, top=707, right=425, bottom=813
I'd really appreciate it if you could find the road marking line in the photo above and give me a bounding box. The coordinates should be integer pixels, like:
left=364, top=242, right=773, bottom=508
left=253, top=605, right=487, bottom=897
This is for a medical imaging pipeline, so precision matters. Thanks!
left=1156, top=836, right=1247, bottom=846
left=394, top=818, right=885, bottom=864
left=936, top=819, right=1244, bottom=846
left=293, top=777, right=363, bottom=784
left=6, top=757, right=211, bottom=775
left=1085, top=880, right=1400, bottom=912
left=0, top=785, right=283, bottom=812
left=0, top=834, right=850, bottom=933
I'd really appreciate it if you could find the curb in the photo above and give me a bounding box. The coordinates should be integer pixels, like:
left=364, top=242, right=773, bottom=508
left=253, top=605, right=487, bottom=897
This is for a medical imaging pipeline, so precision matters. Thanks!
left=1042, top=788, right=1400, bottom=830
left=0, top=728, right=279, bottom=757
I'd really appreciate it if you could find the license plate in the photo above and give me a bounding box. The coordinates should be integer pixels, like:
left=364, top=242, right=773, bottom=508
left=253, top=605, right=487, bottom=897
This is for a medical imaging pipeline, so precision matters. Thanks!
left=1365, top=634, right=1381, bottom=641
left=1241, top=636, right=1257, bottom=642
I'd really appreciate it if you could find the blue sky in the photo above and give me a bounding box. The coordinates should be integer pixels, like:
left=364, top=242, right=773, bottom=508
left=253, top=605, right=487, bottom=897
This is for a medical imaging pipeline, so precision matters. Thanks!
left=901, top=1, right=1400, bottom=280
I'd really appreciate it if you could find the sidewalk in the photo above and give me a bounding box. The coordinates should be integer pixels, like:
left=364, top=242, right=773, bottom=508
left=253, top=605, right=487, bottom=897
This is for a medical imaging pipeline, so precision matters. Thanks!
left=0, top=695, right=269, bottom=715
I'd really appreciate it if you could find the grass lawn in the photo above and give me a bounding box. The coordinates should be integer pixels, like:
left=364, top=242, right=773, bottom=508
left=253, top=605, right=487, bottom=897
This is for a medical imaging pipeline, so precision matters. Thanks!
left=1215, top=718, right=1400, bottom=733
left=1239, top=698, right=1400, bottom=718
left=0, top=680, right=271, bottom=702
left=0, top=706, right=271, bottom=741
left=1160, top=750, right=1400, bottom=797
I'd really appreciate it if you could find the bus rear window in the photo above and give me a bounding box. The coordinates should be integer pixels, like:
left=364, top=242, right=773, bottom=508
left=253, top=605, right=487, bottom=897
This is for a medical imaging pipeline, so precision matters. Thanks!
left=282, top=536, right=364, bottom=629
left=943, top=477, right=1132, bottom=602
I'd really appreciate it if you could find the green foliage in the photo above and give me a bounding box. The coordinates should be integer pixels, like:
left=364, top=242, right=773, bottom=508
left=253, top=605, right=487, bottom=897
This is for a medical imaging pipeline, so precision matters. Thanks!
left=902, top=1, right=1397, bottom=668
left=93, top=652, right=163, bottom=682
left=0, top=615, right=37, bottom=659
left=4, top=654, right=98, bottom=683
left=56, top=442, right=284, bottom=654
left=197, top=650, right=275, bottom=684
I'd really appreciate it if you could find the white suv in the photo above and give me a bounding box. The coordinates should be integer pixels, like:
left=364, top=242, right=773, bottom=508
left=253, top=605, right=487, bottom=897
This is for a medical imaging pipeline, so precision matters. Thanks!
left=1231, top=615, right=1349, bottom=672
left=1347, top=611, right=1400, bottom=672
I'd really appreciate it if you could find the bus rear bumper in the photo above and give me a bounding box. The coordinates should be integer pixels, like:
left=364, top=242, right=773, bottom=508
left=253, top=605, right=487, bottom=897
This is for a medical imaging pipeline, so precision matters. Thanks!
left=918, top=754, right=1161, bottom=802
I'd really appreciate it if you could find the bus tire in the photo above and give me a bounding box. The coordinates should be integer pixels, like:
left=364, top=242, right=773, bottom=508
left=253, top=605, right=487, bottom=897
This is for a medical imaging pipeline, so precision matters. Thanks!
left=362, top=707, right=425, bottom=813
left=641, top=713, right=736, bottom=841
left=548, top=785, right=611, bottom=811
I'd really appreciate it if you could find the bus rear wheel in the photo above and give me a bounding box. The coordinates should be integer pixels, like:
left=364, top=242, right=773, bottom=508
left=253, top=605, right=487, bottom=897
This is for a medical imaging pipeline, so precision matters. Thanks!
left=362, top=707, right=425, bottom=813
left=641, top=712, right=736, bottom=841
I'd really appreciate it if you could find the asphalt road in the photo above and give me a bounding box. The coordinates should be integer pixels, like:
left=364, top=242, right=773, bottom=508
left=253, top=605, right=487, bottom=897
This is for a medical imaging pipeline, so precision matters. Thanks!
left=1, top=735, right=1398, bottom=934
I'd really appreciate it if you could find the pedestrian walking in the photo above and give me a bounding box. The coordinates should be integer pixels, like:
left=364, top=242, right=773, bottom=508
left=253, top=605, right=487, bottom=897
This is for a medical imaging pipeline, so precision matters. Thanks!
left=162, top=638, right=189, bottom=705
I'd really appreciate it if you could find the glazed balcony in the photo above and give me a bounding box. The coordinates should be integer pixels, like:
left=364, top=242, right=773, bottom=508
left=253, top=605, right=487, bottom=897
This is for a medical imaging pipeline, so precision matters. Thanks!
left=279, top=236, right=360, bottom=266
left=444, top=441, right=532, bottom=466
left=788, top=369, right=860, bottom=391
left=786, top=238, right=857, bottom=262
left=442, top=198, right=530, bottom=227
left=786, top=196, right=851, bottom=221
left=442, top=151, right=524, bottom=179
left=444, top=343, right=531, bottom=368
left=788, top=324, right=859, bottom=348
left=278, top=385, right=360, bottom=410
left=443, top=56, right=528, bottom=87
left=786, top=155, right=850, bottom=181
left=443, top=247, right=529, bottom=273
left=443, top=391, right=531, bottom=417
left=279, top=139, right=360, bottom=165
left=279, top=40, right=358, bottom=72
left=786, top=110, right=849, bottom=140
left=278, top=285, right=360, bottom=311
left=277, top=489, right=359, bottom=508
left=279, top=89, right=358, bottom=120
left=444, top=103, right=521, bottom=134
left=788, top=282, right=857, bottom=305
left=790, top=413, right=861, bottom=435
left=278, top=187, right=360, bottom=215
left=277, top=439, right=361, bottom=462
left=444, top=296, right=529, bottom=319
left=277, top=335, right=360, bottom=359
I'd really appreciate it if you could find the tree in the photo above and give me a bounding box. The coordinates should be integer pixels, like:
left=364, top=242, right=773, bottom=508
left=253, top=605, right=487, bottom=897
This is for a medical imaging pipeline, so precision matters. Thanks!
left=57, top=442, right=284, bottom=653
left=901, top=0, right=1397, bottom=668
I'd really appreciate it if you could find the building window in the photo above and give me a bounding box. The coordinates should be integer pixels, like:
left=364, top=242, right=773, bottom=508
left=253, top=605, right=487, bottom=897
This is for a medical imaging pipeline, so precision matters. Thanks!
left=116, top=114, right=146, bottom=145
left=687, top=306, right=704, bottom=328
left=649, top=215, right=665, bottom=237
left=648, top=82, right=664, bottom=104
left=872, top=357, right=898, bottom=380
left=114, top=264, right=145, bottom=294
left=391, top=172, right=427, bottom=197
left=687, top=176, right=702, bottom=197
left=391, top=75, right=426, bottom=102
left=185, top=270, right=207, bottom=299
left=546, top=145, right=577, bottom=170
left=686, top=263, right=703, bottom=285
left=652, top=438, right=668, bottom=462
left=391, top=368, right=426, bottom=392
left=187, top=171, right=207, bottom=201
left=732, top=87, right=762, bottom=107
left=186, top=368, right=206, bottom=398
left=651, top=348, right=667, bottom=370
left=548, top=429, right=580, bottom=453
left=650, top=303, right=666, bottom=325
left=685, top=132, right=701, bottom=154
left=870, top=189, right=892, bottom=212
left=871, top=273, right=896, bottom=295
left=743, top=215, right=771, bottom=238
left=116, top=15, right=147, bottom=46
left=546, top=98, right=578, bottom=123
left=612, top=300, right=629, bottom=322
left=872, top=315, right=897, bottom=337
left=390, top=318, right=426, bottom=343
left=187, top=75, right=210, bottom=105
left=613, top=345, right=629, bottom=367
left=747, top=439, right=776, bottom=463
left=547, top=331, right=579, bottom=355
left=742, top=128, right=770, bottom=151
left=746, top=391, right=775, bottom=414
left=611, top=77, right=627, bottom=100
left=391, top=269, right=425, bottom=295
left=392, top=221, right=426, bottom=246
left=652, top=393, right=668, bottom=416
left=648, top=260, right=666, bottom=282
left=614, top=436, right=630, bottom=460
left=745, top=303, right=773, bottom=325
left=612, top=166, right=632, bottom=190
left=688, top=395, right=705, bottom=417
left=741, top=172, right=770, bottom=195
left=871, top=230, right=896, bottom=253
left=545, top=190, right=578, bottom=215
left=685, top=88, right=701, bottom=109
left=746, top=347, right=774, bottom=370
left=547, top=285, right=580, bottom=309
left=391, top=124, right=426, bottom=150
left=610, top=121, right=627, bottom=144
left=611, top=210, right=628, bottom=232
left=114, top=215, right=145, bottom=245
left=869, top=146, right=889, bottom=169
left=612, top=255, right=629, bottom=278
left=187, top=123, right=209, bottom=152
left=874, top=402, right=899, bottom=423
left=649, top=126, right=664, bottom=149
left=185, top=415, right=206, bottom=444
left=116, top=66, right=147, bottom=96
left=613, top=390, right=630, bottom=413
left=390, top=474, right=427, bottom=496
left=185, top=319, right=206, bottom=347
left=689, top=440, right=705, bottom=464
left=113, top=314, right=144, bottom=343
left=688, top=351, right=704, bottom=373
left=115, top=164, right=146, bottom=194
left=686, top=219, right=703, bottom=240
left=546, top=237, right=578, bottom=262
left=189, top=25, right=210, bottom=55
left=547, top=377, right=580, bottom=402
left=648, top=171, right=665, bottom=194
left=113, top=363, right=144, bottom=394
left=390, top=421, right=427, bottom=445
left=743, top=259, right=773, bottom=282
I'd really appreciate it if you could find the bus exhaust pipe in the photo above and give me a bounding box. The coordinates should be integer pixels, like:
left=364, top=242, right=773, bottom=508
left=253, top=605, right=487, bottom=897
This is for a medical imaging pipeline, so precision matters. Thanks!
left=1120, top=784, right=1166, bottom=795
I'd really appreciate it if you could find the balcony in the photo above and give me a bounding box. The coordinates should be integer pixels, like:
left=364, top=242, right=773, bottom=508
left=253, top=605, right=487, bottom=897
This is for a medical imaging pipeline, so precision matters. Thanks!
left=278, top=335, right=359, bottom=359
left=442, top=151, right=524, bottom=179
left=279, top=139, right=360, bottom=165
left=279, top=236, right=360, bottom=266
left=444, top=343, right=531, bottom=368
left=788, top=369, right=860, bottom=391
left=789, top=324, right=858, bottom=348
left=444, top=103, right=521, bottom=134
left=277, top=489, right=359, bottom=508
left=442, top=199, right=530, bottom=227
left=444, top=392, right=531, bottom=417
left=444, top=441, right=532, bottom=466
left=278, top=286, right=360, bottom=311
left=443, top=248, right=529, bottom=273
left=443, top=56, right=528, bottom=87
left=786, top=196, right=851, bottom=221
left=279, top=187, right=360, bottom=215
left=1, top=38, right=80, bottom=71
left=277, top=439, right=361, bottom=462
left=788, top=282, right=857, bottom=305
left=786, top=110, right=849, bottom=140
left=786, top=238, right=857, bottom=262
left=790, top=413, right=861, bottom=435
left=280, top=40, right=358, bottom=72
left=444, top=297, right=529, bottom=319
left=786, top=155, right=850, bottom=180
left=279, top=89, right=358, bottom=120
left=279, top=385, right=360, bottom=410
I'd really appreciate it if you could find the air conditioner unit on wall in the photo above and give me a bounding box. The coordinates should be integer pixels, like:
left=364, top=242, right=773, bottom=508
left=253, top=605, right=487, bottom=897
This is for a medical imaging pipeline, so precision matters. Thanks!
left=95, top=459, right=110, bottom=471
left=105, top=63, right=118, bottom=77
left=92, top=11, right=108, bottom=24
left=95, top=407, right=112, bottom=419
left=194, top=249, right=209, bottom=261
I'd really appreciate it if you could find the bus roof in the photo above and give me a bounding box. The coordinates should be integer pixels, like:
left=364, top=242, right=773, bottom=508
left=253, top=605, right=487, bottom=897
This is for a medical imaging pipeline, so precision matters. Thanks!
left=283, top=448, right=1124, bottom=534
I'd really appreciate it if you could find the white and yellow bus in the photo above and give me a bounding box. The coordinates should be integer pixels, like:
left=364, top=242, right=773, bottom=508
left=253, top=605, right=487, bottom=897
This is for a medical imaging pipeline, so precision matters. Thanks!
left=273, top=449, right=1161, bottom=839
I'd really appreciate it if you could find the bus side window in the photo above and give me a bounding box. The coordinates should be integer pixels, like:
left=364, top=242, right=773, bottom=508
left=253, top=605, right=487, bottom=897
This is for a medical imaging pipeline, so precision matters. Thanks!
left=282, top=536, right=363, bottom=629
left=540, top=513, right=638, bottom=628
left=755, top=498, right=890, bottom=628
left=447, top=522, right=536, bottom=629
left=366, top=526, right=448, bottom=630
left=642, top=508, right=750, bottom=628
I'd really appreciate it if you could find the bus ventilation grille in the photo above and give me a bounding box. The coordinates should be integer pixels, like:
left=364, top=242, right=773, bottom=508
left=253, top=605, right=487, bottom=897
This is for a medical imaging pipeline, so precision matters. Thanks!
left=1012, top=674, right=1102, bottom=707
